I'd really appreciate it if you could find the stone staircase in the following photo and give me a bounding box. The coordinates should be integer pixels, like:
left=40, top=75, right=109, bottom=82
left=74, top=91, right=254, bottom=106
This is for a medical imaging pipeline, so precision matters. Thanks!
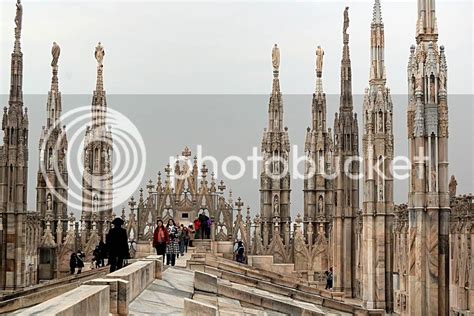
left=186, top=253, right=383, bottom=316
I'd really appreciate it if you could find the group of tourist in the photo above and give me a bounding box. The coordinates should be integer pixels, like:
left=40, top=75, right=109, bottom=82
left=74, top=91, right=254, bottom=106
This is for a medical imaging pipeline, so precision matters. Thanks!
left=69, top=217, right=131, bottom=274
left=153, top=219, right=191, bottom=266
left=193, top=214, right=211, bottom=239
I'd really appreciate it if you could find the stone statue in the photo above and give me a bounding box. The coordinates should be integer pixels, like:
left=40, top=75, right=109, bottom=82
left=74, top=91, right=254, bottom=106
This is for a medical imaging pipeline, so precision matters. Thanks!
left=51, top=42, right=61, bottom=67
left=343, top=7, right=350, bottom=34
left=47, top=194, right=52, bottom=210
left=272, top=44, right=280, bottom=71
left=318, top=196, right=323, bottom=214
left=316, top=46, right=324, bottom=75
left=15, top=0, right=23, bottom=31
left=273, top=195, right=280, bottom=217
left=439, top=70, right=446, bottom=92
left=430, top=77, right=436, bottom=103
left=449, top=175, right=457, bottom=198
left=431, top=169, right=437, bottom=191
left=378, top=112, right=383, bottom=132
left=95, top=42, right=105, bottom=67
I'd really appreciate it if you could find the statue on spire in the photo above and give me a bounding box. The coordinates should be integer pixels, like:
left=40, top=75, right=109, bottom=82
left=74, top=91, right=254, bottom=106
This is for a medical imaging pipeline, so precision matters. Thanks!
left=272, top=44, right=280, bottom=72
left=343, top=7, right=350, bottom=34
left=15, top=0, right=23, bottom=37
left=316, top=45, right=324, bottom=77
left=51, top=42, right=61, bottom=67
left=95, top=42, right=105, bottom=67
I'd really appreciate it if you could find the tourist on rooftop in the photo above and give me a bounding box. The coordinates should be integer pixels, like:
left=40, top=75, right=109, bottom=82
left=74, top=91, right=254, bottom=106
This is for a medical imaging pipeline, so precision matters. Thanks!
left=166, top=219, right=179, bottom=266
left=178, top=224, right=186, bottom=256
left=325, top=267, right=333, bottom=290
left=235, top=240, right=245, bottom=263
left=153, top=219, right=168, bottom=263
left=188, top=224, right=195, bottom=247
left=69, top=253, right=77, bottom=275
left=193, top=219, right=201, bottom=239
left=76, top=250, right=85, bottom=274
left=106, top=217, right=130, bottom=272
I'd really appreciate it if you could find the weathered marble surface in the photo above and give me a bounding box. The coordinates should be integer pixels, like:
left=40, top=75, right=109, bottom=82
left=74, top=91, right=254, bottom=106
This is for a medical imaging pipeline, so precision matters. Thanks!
left=194, top=271, right=218, bottom=294
left=107, top=260, right=154, bottom=301
left=14, top=284, right=110, bottom=316
left=129, top=267, right=194, bottom=315
left=86, top=278, right=129, bottom=315
left=183, top=298, right=218, bottom=315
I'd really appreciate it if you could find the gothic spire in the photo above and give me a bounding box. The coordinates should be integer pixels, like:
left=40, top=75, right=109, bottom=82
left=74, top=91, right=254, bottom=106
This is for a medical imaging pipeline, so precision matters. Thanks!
left=92, top=42, right=107, bottom=129
left=416, top=0, right=438, bottom=42
left=315, top=46, right=324, bottom=94
left=9, top=0, right=24, bottom=107
left=268, top=44, right=283, bottom=132
left=370, top=0, right=386, bottom=84
left=47, top=42, right=62, bottom=128
left=372, top=0, right=382, bottom=24
left=340, top=6, right=353, bottom=111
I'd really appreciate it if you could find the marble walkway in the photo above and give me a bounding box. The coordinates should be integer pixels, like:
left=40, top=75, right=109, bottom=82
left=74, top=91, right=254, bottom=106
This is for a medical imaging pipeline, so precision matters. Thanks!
left=129, top=251, right=194, bottom=316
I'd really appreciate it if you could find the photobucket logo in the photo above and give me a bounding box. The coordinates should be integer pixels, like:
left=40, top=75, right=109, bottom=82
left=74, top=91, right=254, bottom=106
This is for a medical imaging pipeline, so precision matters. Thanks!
left=166, top=145, right=415, bottom=182
left=40, top=106, right=146, bottom=213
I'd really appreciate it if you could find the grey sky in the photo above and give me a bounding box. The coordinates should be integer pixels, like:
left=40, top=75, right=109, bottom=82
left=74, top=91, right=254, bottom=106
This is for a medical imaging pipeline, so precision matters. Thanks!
left=0, top=0, right=472, bottom=216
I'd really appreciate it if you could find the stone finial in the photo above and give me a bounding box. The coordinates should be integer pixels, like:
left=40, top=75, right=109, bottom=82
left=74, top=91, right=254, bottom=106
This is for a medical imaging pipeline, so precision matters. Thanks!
left=51, top=42, right=61, bottom=67
left=95, top=42, right=105, bottom=67
left=14, top=0, right=23, bottom=40
left=343, top=6, right=350, bottom=35
left=372, top=0, right=382, bottom=25
left=272, top=43, right=280, bottom=73
left=182, top=146, right=192, bottom=157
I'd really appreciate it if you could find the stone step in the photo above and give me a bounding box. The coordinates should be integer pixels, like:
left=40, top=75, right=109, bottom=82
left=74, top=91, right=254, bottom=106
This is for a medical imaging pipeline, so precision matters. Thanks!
left=197, top=257, right=360, bottom=315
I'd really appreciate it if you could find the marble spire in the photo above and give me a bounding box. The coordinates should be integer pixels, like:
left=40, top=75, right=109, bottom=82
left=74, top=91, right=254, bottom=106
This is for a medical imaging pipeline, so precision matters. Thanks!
left=47, top=42, right=62, bottom=128
left=340, top=7, right=353, bottom=111
left=92, top=42, right=107, bottom=130
left=370, top=0, right=386, bottom=83
left=417, top=0, right=438, bottom=40
left=9, top=0, right=24, bottom=106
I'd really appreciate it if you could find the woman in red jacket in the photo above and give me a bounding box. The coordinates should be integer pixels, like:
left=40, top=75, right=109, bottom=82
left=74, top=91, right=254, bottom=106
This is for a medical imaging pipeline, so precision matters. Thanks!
left=153, top=219, right=168, bottom=263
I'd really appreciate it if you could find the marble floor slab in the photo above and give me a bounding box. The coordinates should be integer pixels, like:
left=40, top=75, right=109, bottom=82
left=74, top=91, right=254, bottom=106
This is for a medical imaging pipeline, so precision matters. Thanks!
left=129, top=267, right=194, bottom=316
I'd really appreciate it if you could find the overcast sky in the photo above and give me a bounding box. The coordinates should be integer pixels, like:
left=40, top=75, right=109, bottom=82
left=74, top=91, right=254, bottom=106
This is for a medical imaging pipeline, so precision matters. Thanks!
left=0, top=0, right=472, bottom=216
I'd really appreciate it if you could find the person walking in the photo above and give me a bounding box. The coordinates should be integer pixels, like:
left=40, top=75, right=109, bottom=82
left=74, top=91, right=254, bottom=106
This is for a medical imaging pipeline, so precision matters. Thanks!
left=178, top=224, right=186, bottom=256
left=76, top=250, right=85, bottom=274
left=193, top=219, right=201, bottom=240
left=325, top=267, right=333, bottom=290
left=69, top=253, right=77, bottom=275
left=98, top=240, right=106, bottom=267
left=234, top=241, right=245, bottom=263
left=106, top=217, right=130, bottom=272
left=166, top=219, right=179, bottom=266
left=187, top=224, right=195, bottom=248
left=183, top=226, right=190, bottom=253
left=153, top=219, right=168, bottom=263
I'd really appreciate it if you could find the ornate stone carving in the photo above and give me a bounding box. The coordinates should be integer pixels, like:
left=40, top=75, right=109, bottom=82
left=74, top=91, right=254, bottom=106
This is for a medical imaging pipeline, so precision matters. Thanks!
left=272, top=44, right=280, bottom=71
left=95, top=42, right=105, bottom=67
left=316, top=46, right=324, bottom=76
left=51, top=42, right=60, bottom=67
left=449, top=175, right=457, bottom=199
left=343, top=7, right=349, bottom=34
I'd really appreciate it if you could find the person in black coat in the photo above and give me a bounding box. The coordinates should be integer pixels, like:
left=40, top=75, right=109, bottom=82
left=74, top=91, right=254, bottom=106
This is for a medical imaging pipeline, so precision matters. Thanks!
left=69, top=253, right=77, bottom=275
left=106, top=217, right=130, bottom=272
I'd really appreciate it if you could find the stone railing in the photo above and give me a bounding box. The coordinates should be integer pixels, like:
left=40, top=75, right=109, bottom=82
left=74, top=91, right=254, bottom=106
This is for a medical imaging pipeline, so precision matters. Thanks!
left=16, top=255, right=162, bottom=316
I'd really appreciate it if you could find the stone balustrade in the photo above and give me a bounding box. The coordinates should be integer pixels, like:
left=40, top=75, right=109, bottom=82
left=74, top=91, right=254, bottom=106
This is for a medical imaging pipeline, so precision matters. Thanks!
left=14, top=285, right=110, bottom=316
left=15, top=255, right=162, bottom=316
left=106, top=260, right=155, bottom=301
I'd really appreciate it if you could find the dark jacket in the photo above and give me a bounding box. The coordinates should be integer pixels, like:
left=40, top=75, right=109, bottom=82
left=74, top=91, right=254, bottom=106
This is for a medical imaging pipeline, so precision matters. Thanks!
left=106, top=227, right=130, bottom=258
